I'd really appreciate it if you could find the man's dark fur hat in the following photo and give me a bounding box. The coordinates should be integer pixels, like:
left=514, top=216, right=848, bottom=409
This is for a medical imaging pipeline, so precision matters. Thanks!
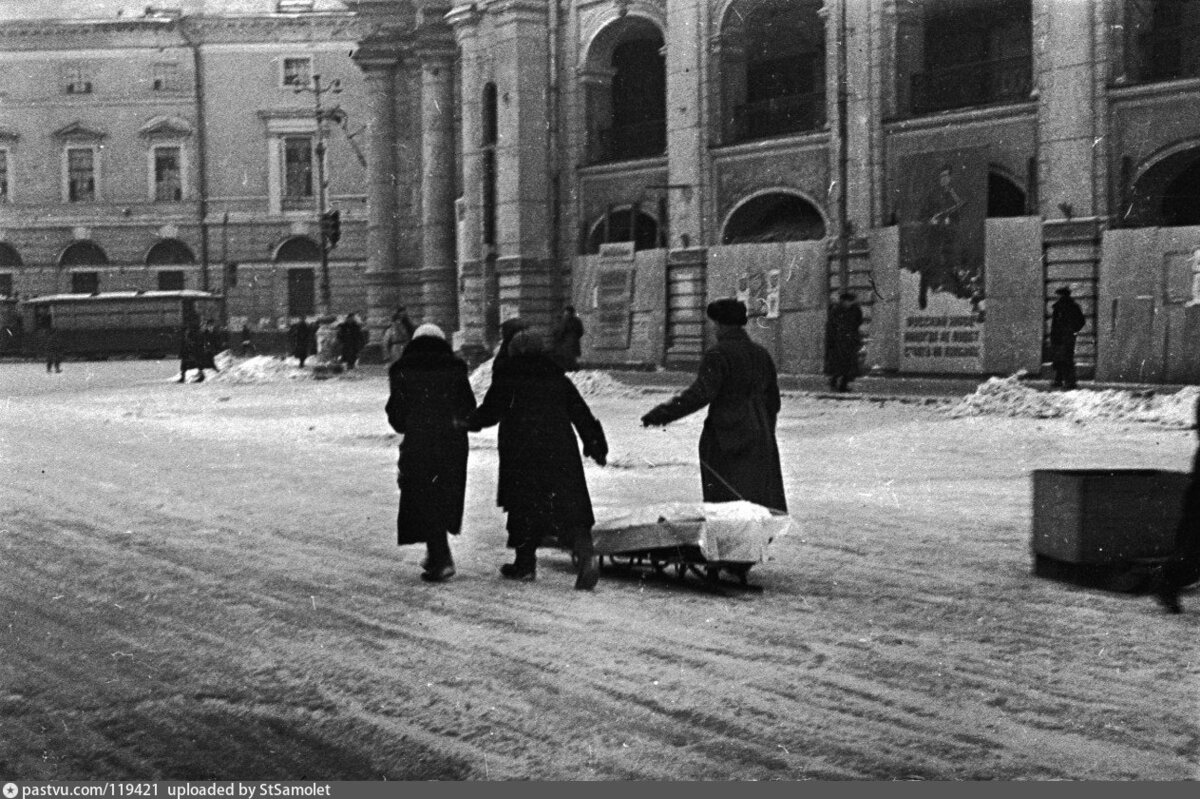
left=706, top=298, right=748, bottom=326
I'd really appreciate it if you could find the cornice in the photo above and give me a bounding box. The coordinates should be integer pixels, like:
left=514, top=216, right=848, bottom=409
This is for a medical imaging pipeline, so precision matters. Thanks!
left=139, top=115, right=195, bottom=139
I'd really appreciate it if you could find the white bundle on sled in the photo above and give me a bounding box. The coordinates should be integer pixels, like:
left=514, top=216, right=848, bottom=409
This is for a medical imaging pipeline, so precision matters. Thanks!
left=592, top=500, right=794, bottom=563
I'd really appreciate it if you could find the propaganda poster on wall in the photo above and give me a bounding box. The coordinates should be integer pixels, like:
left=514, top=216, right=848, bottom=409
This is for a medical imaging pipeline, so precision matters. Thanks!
left=897, top=147, right=987, bottom=373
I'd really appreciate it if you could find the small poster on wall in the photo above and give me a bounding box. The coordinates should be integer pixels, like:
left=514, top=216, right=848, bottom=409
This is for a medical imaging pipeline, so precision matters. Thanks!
left=736, top=268, right=781, bottom=320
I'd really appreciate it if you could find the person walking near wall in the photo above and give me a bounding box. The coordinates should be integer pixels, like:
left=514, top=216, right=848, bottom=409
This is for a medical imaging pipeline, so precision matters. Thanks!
left=641, top=298, right=787, bottom=515
left=383, top=308, right=417, bottom=363
left=337, top=312, right=365, bottom=369
left=385, top=323, right=477, bottom=583
left=1049, top=286, right=1085, bottom=389
left=177, top=317, right=205, bottom=383
left=1154, top=396, right=1200, bottom=614
left=466, top=330, right=608, bottom=589
left=42, top=323, right=62, bottom=374
left=288, top=316, right=312, bottom=367
left=824, top=291, right=864, bottom=392
left=201, top=319, right=223, bottom=373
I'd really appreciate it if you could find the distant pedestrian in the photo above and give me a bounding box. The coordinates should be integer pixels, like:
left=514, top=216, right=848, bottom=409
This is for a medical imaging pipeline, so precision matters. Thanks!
left=1154, top=396, right=1200, bottom=614
left=337, top=311, right=366, bottom=369
left=551, top=305, right=586, bottom=372
left=386, top=323, right=477, bottom=583
left=288, top=317, right=313, bottom=367
left=42, top=323, right=62, bottom=374
left=824, top=291, right=864, bottom=392
left=641, top=298, right=787, bottom=514
left=201, top=319, right=223, bottom=373
left=466, top=330, right=608, bottom=589
left=1049, top=286, right=1085, bottom=389
left=239, top=323, right=256, bottom=357
left=178, top=318, right=205, bottom=383
left=383, top=308, right=417, bottom=363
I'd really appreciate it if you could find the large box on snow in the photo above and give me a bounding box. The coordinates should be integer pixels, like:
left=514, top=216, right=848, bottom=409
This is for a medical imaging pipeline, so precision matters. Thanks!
left=1031, top=469, right=1188, bottom=567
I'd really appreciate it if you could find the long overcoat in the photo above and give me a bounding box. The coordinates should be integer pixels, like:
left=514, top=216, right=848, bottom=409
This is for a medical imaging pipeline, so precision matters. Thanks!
left=644, top=327, right=787, bottom=512
left=385, top=336, right=477, bottom=545
left=1049, top=295, right=1085, bottom=363
left=824, top=301, right=863, bottom=379
left=469, top=353, right=607, bottom=544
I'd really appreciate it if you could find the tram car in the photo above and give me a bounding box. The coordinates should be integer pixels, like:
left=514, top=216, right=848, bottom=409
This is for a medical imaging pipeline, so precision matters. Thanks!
left=20, top=290, right=224, bottom=358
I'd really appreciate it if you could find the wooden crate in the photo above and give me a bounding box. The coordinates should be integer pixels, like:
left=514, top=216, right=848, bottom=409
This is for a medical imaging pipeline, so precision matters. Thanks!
left=1031, top=469, right=1189, bottom=567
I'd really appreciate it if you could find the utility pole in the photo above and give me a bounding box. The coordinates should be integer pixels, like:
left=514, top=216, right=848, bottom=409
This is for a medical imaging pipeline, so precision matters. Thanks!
left=295, top=73, right=342, bottom=317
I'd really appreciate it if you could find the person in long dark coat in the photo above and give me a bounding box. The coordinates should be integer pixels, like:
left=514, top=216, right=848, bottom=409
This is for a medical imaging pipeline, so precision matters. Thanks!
left=177, top=318, right=205, bottom=383
left=200, top=319, right=223, bottom=372
left=824, top=291, right=863, bottom=392
left=550, top=305, right=585, bottom=372
left=288, top=317, right=313, bottom=367
left=385, top=323, right=477, bottom=583
left=337, top=312, right=365, bottom=369
left=1049, top=286, right=1085, bottom=389
left=641, top=298, right=787, bottom=514
left=1155, top=396, right=1200, bottom=613
left=467, top=330, right=608, bottom=589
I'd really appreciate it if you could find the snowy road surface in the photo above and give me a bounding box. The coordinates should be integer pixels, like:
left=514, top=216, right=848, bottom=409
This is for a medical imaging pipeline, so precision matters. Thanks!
left=1, top=360, right=1197, bottom=779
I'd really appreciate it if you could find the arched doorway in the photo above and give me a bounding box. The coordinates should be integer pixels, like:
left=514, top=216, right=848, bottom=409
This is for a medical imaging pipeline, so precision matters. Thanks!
left=717, top=0, right=826, bottom=144
left=581, top=16, right=666, bottom=164
left=274, top=236, right=321, bottom=317
left=722, top=192, right=827, bottom=244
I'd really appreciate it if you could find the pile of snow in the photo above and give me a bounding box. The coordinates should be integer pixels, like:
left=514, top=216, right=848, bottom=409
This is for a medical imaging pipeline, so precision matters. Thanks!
left=207, top=355, right=311, bottom=384
left=469, top=358, right=644, bottom=399
left=947, top=374, right=1200, bottom=428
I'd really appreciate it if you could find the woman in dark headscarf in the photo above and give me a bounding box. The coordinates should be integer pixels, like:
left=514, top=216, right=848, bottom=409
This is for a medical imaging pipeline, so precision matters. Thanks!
left=385, top=323, right=477, bottom=582
left=467, top=330, right=608, bottom=589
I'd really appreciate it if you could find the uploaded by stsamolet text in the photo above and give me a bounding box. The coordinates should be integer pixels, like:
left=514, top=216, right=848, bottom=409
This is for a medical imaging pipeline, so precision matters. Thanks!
left=3, top=785, right=332, bottom=799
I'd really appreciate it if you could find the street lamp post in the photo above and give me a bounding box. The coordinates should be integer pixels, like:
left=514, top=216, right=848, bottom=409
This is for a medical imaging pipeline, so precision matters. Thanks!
left=295, top=73, right=342, bottom=317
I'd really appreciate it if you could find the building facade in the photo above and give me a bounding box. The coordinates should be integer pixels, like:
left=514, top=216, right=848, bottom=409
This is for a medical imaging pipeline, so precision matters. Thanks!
left=0, top=1, right=375, bottom=348
left=348, top=0, right=1200, bottom=381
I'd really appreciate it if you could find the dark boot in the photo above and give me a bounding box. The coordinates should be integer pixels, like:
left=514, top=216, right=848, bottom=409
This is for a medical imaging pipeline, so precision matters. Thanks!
left=573, top=529, right=599, bottom=591
left=421, top=532, right=455, bottom=583
left=500, top=542, right=537, bottom=581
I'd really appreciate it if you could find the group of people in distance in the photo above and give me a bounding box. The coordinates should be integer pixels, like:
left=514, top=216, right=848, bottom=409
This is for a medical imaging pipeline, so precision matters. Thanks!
left=385, top=298, right=788, bottom=591
left=177, top=317, right=225, bottom=383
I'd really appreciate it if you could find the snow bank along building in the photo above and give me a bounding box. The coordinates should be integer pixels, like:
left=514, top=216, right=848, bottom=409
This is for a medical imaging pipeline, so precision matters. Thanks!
left=0, top=1, right=372, bottom=350
left=4, top=0, right=1200, bottom=383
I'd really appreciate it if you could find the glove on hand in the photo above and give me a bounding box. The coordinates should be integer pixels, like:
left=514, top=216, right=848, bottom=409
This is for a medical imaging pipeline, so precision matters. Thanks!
left=641, top=407, right=671, bottom=427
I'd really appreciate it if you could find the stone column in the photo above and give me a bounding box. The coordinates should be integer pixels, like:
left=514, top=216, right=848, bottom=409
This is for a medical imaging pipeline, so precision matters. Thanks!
left=447, top=2, right=492, bottom=361
left=353, top=44, right=403, bottom=356
left=416, top=17, right=459, bottom=332
left=1036, top=0, right=1105, bottom=374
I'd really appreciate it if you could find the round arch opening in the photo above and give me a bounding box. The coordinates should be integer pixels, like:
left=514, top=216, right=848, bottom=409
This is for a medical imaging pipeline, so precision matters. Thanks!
left=1128, top=145, right=1200, bottom=227
left=722, top=193, right=827, bottom=244
left=582, top=16, right=666, bottom=163
left=274, top=237, right=322, bottom=262
left=146, top=239, right=196, bottom=266
left=59, top=241, right=108, bottom=267
left=987, top=172, right=1026, bottom=218
left=584, top=208, right=661, bottom=254
left=0, top=242, right=22, bottom=267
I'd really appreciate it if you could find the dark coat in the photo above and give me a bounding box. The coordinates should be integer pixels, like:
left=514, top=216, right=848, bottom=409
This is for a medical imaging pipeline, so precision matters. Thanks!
left=385, top=337, right=477, bottom=545
left=1049, top=295, right=1085, bottom=349
left=468, top=352, right=607, bottom=543
left=643, top=327, right=787, bottom=513
left=201, top=326, right=223, bottom=369
left=824, top=301, right=864, bottom=379
left=179, top=324, right=203, bottom=369
left=288, top=321, right=313, bottom=358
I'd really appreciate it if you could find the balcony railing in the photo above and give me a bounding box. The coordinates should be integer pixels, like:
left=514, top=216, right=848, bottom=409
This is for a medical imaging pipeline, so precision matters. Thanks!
left=1136, top=23, right=1200, bottom=82
left=730, top=91, right=826, bottom=143
left=593, top=119, right=666, bottom=164
left=910, top=55, right=1032, bottom=115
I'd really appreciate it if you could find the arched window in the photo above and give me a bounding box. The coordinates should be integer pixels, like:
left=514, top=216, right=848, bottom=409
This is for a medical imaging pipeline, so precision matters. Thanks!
left=274, top=236, right=322, bottom=262
left=0, top=242, right=22, bottom=267
left=1125, top=146, right=1200, bottom=228
left=59, top=240, right=108, bottom=266
left=584, top=207, right=661, bottom=254
left=582, top=16, right=666, bottom=164
left=146, top=238, right=195, bottom=265
left=722, top=193, right=827, bottom=244
left=718, top=0, right=826, bottom=144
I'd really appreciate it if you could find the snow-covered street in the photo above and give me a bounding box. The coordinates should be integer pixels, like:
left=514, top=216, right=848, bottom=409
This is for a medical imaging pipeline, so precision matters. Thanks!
left=2, top=359, right=1197, bottom=779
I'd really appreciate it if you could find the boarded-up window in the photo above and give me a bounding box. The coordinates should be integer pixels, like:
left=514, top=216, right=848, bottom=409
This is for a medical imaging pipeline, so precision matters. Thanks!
left=594, top=267, right=634, bottom=349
